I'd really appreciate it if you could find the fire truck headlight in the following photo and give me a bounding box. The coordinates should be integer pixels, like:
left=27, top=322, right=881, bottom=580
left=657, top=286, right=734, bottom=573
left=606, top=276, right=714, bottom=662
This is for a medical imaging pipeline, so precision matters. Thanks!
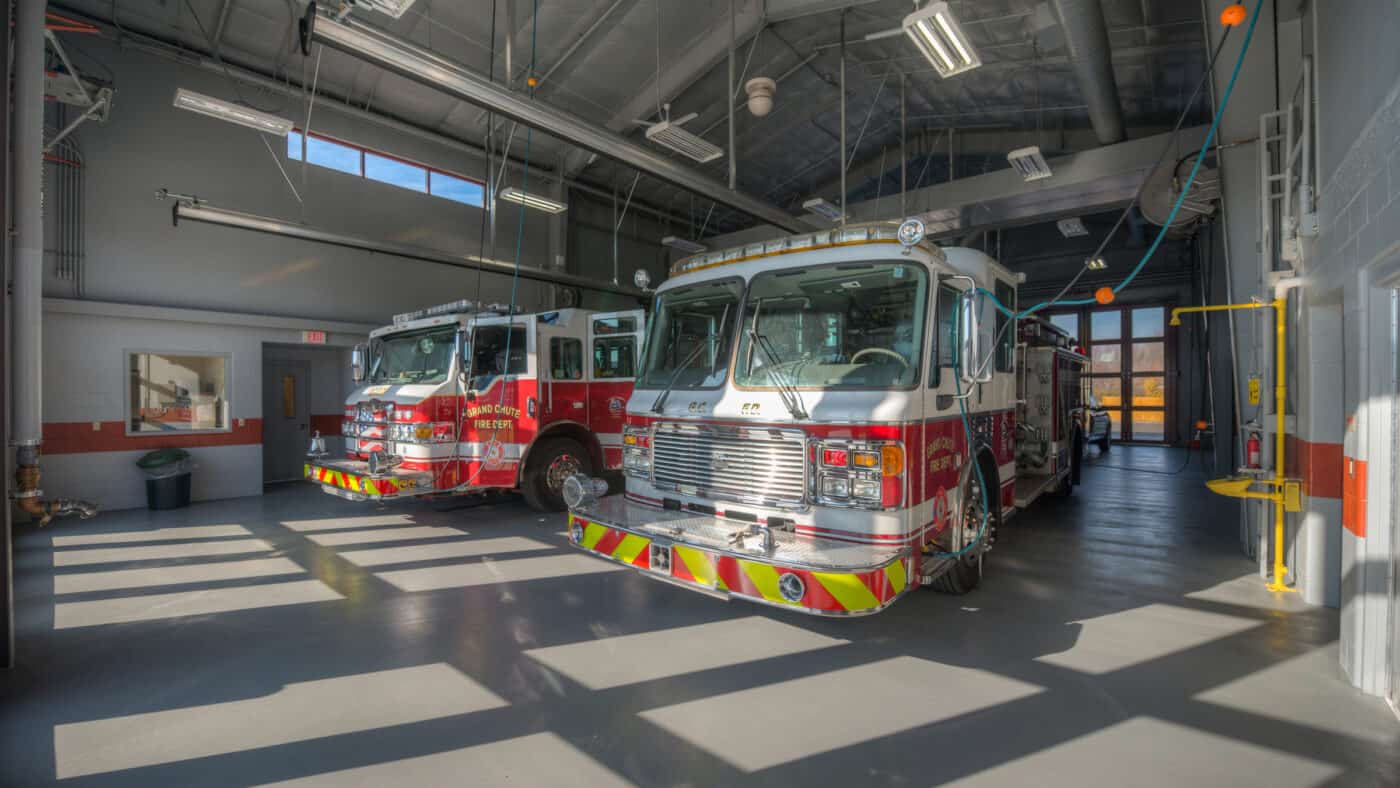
left=777, top=572, right=806, bottom=603
left=851, top=478, right=880, bottom=501
left=820, top=474, right=849, bottom=499
left=563, top=474, right=609, bottom=510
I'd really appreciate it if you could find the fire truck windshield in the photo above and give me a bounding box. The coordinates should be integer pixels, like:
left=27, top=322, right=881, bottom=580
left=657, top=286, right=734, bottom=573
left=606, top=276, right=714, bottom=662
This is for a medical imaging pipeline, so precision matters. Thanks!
left=733, top=261, right=928, bottom=389
left=367, top=326, right=458, bottom=385
left=637, top=279, right=741, bottom=390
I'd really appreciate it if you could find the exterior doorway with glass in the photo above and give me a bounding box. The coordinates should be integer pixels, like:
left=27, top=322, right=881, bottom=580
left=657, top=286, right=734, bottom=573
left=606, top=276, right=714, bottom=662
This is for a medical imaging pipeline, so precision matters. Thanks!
left=1048, top=305, right=1171, bottom=444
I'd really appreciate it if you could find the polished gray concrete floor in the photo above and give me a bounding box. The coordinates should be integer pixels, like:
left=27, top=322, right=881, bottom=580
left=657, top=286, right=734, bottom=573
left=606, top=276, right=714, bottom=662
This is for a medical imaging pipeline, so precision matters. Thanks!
left=2, top=447, right=1397, bottom=786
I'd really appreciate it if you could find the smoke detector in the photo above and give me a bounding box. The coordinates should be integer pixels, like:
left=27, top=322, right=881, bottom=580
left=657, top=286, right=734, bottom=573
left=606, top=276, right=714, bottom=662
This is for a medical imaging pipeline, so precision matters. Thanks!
left=745, top=78, right=777, bottom=117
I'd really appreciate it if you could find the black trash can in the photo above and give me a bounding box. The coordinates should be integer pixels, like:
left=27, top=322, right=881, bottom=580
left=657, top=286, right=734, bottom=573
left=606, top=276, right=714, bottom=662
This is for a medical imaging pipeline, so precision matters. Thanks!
left=145, top=472, right=192, bottom=511
left=136, top=448, right=193, bottom=511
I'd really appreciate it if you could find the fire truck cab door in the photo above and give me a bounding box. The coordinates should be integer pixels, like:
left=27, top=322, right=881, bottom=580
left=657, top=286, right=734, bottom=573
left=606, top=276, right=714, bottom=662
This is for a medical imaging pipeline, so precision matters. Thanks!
left=536, top=313, right=588, bottom=426
left=463, top=318, right=537, bottom=474
left=587, top=310, right=643, bottom=469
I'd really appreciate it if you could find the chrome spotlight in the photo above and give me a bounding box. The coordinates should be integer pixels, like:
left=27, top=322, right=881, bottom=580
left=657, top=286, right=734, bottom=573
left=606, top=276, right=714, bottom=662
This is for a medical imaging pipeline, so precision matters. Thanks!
left=307, top=431, right=328, bottom=459
left=563, top=474, right=609, bottom=510
left=367, top=450, right=403, bottom=477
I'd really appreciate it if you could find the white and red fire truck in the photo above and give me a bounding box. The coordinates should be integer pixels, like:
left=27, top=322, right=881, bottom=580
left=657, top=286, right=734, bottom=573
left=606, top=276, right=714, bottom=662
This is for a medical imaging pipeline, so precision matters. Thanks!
left=565, top=219, right=1087, bottom=615
left=305, top=300, right=644, bottom=511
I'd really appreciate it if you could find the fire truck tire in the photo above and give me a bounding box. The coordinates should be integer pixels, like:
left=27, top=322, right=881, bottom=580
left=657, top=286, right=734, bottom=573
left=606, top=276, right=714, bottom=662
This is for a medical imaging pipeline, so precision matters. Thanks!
left=521, top=438, right=593, bottom=512
left=1098, top=432, right=1111, bottom=453
left=1061, top=431, right=1083, bottom=494
left=932, top=468, right=1000, bottom=595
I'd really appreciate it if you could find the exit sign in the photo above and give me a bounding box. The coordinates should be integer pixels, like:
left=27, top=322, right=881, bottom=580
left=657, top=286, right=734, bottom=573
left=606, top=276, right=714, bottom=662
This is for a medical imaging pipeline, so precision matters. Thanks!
left=301, top=330, right=327, bottom=344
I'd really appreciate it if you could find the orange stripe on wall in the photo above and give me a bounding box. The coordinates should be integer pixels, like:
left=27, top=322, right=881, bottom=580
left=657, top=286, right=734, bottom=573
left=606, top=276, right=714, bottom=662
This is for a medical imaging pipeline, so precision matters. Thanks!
left=1342, top=456, right=1368, bottom=538
left=1284, top=434, right=1343, bottom=500
left=42, top=419, right=264, bottom=454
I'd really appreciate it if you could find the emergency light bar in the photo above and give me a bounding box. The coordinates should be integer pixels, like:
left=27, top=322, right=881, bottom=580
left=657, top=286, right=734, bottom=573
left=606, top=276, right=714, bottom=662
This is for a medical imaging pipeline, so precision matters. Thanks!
left=172, top=88, right=295, bottom=136
left=902, top=2, right=981, bottom=79
left=390, top=299, right=524, bottom=326
left=670, top=221, right=925, bottom=276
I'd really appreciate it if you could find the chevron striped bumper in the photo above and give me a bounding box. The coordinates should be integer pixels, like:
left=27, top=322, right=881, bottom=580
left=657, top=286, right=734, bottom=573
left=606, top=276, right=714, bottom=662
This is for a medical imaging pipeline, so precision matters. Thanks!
left=304, top=462, right=435, bottom=501
left=567, top=497, right=914, bottom=617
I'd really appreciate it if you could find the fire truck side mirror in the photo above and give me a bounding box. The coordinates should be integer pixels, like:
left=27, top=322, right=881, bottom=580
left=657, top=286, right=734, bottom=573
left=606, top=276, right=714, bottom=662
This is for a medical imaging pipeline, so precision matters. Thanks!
left=351, top=344, right=367, bottom=384
left=957, top=291, right=980, bottom=385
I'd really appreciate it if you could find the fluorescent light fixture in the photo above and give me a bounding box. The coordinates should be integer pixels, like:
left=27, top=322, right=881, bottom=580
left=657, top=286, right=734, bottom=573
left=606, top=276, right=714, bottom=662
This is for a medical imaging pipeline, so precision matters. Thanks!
left=902, top=2, right=982, bottom=78
left=644, top=118, right=724, bottom=164
left=661, top=235, right=708, bottom=254
left=172, top=88, right=294, bottom=136
left=352, top=0, right=419, bottom=19
left=499, top=187, right=567, bottom=214
left=802, top=197, right=845, bottom=223
left=1007, top=146, right=1053, bottom=181
left=1086, top=256, right=1108, bottom=271
left=1057, top=217, right=1088, bottom=238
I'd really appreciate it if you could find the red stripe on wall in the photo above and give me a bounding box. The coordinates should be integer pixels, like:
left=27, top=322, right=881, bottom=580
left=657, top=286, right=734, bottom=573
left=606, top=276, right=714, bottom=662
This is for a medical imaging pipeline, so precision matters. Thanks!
left=1284, top=434, right=1343, bottom=500
left=1342, top=456, right=1368, bottom=538
left=42, top=419, right=264, bottom=454
left=309, top=414, right=344, bottom=437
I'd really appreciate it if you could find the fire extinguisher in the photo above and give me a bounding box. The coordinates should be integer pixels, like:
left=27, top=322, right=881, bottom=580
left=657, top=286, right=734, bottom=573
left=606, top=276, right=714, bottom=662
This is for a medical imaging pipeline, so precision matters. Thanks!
left=1243, top=421, right=1262, bottom=470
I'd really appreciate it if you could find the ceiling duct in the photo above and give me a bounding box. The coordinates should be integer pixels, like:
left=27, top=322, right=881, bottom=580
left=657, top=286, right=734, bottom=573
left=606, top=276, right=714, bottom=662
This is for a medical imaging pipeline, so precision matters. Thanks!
left=300, top=5, right=802, bottom=233
left=1049, top=0, right=1125, bottom=145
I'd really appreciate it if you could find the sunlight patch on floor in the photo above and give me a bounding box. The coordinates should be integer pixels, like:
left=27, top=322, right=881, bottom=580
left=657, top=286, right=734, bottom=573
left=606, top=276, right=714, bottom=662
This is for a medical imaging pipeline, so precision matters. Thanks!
left=51, top=525, right=252, bottom=546
left=53, top=663, right=507, bottom=779
left=1185, top=574, right=1313, bottom=612
left=1195, top=643, right=1400, bottom=745
left=526, top=616, right=848, bottom=690
left=254, top=732, right=636, bottom=787
left=376, top=554, right=624, bottom=592
left=304, top=526, right=470, bottom=547
left=639, top=656, right=1042, bottom=772
left=53, top=557, right=306, bottom=595
left=54, top=579, right=342, bottom=628
left=937, top=717, right=1341, bottom=787
left=336, top=536, right=552, bottom=568
left=280, top=515, right=417, bottom=533
left=1035, top=603, right=1261, bottom=675
left=52, top=539, right=274, bottom=567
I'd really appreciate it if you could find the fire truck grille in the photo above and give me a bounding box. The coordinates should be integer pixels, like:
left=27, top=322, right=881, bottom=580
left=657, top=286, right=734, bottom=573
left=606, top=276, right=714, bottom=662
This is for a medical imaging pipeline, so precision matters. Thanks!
left=650, top=422, right=806, bottom=507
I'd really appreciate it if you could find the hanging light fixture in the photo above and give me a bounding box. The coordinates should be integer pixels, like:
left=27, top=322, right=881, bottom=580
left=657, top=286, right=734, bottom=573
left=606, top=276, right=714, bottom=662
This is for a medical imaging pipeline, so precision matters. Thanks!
left=802, top=197, right=846, bottom=223
left=1085, top=255, right=1108, bottom=270
left=636, top=105, right=724, bottom=164
left=1007, top=146, right=1053, bottom=181
left=661, top=236, right=707, bottom=254
left=1057, top=217, right=1088, bottom=238
left=172, top=88, right=294, bottom=136
left=902, top=2, right=982, bottom=79
left=499, top=187, right=568, bottom=214
left=351, top=0, right=419, bottom=19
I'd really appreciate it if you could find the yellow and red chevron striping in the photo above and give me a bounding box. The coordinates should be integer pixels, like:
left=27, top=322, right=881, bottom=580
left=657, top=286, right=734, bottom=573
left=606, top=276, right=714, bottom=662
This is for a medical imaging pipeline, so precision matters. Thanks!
left=304, top=464, right=402, bottom=497
left=571, top=515, right=911, bottom=615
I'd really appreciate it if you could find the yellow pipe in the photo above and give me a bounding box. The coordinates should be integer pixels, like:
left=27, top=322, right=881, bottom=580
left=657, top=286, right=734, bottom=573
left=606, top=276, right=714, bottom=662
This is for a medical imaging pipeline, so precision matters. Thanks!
left=1170, top=299, right=1296, bottom=594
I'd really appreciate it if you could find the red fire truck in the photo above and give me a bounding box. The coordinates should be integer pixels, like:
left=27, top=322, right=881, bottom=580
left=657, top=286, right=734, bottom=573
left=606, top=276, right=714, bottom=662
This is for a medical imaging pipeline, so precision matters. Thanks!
left=305, top=300, right=644, bottom=511
left=565, top=219, right=1087, bottom=615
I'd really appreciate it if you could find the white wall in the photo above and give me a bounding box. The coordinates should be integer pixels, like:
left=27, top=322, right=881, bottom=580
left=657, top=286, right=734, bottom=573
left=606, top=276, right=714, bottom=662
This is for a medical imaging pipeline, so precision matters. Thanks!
left=39, top=300, right=374, bottom=511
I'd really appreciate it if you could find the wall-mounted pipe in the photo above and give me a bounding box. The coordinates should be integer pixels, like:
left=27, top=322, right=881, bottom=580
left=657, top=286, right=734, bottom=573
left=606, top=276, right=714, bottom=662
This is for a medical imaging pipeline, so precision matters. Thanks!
left=12, top=0, right=99, bottom=527
left=302, top=6, right=803, bottom=233
left=168, top=198, right=648, bottom=300
left=1049, top=0, right=1125, bottom=145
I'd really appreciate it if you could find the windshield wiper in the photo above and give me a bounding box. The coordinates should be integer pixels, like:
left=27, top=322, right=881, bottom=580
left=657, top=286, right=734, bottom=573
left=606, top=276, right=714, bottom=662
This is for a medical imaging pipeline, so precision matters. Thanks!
left=651, top=304, right=731, bottom=414
left=749, top=331, right=808, bottom=420
left=744, top=298, right=806, bottom=420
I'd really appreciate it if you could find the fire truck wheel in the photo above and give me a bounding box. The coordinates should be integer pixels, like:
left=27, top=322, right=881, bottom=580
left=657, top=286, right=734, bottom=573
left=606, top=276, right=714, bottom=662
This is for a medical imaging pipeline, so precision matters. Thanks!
left=932, top=470, right=1000, bottom=595
left=1060, top=432, right=1083, bottom=494
left=522, top=438, right=593, bottom=512
left=1098, top=432, right=1111, bottom=453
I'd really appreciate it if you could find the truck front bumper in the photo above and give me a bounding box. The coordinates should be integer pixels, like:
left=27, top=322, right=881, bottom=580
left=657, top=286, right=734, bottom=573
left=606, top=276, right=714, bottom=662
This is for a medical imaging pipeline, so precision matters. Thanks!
left=568, top=495, right=914, bottom=616
left=304, top=460, right=435, bottom=501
